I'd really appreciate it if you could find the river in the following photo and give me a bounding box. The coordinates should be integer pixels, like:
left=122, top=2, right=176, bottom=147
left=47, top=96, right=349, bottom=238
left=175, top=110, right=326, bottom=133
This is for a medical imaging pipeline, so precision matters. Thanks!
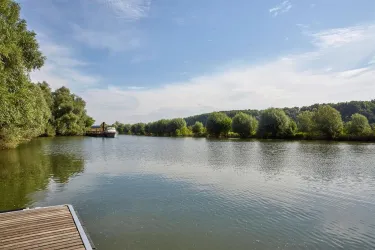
left=1, top=136, right=375, bottom=249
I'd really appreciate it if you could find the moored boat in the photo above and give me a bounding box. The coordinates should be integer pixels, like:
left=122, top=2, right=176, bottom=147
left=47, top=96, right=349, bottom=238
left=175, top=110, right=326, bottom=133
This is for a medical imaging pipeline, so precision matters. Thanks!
left=104, top=126, right=117, bottom=138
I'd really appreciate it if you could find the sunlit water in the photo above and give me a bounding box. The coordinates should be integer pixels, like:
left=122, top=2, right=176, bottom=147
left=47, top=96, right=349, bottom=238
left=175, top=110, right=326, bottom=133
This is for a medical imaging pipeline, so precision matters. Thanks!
left=1, top=136, right=375, bottom=249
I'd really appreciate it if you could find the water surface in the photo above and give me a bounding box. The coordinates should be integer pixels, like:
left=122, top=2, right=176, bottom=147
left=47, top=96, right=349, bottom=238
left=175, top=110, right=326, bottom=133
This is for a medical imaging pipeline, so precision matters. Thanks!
left=1, top=136, right=375, bottom=249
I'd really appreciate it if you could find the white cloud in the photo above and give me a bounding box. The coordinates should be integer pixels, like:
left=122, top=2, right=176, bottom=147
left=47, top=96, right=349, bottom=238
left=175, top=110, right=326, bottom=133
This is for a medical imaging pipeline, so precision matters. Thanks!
left=29, top=23, right=375, bottom=124
left=310, top=26, right=369, bottom=48
left=81, top=23, right=375, bottom=124
left=97, top=0, right=152, bottom=20
left=30, top=34, right=100, bottom=90
left=269, top=1, right=292, bottom=17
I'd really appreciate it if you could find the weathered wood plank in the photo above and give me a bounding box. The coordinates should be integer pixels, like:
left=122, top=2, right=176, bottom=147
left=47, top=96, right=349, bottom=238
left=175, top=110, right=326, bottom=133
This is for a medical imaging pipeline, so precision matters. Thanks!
left=0, top=205, right=92, bottom=250
left=14, top=236, right=83, bottom=250
left=0, top=207, right=67, bottom=219
left=0, top=211, right=71, bottom=225
left=1, top=220, right=76, bottom=234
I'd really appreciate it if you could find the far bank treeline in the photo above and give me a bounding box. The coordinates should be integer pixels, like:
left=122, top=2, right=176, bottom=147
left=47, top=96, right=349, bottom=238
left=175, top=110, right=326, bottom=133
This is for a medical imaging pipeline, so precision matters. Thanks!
left=0, top=0, right=94, bottom=149
left=111, top=101, right=375, bottom=141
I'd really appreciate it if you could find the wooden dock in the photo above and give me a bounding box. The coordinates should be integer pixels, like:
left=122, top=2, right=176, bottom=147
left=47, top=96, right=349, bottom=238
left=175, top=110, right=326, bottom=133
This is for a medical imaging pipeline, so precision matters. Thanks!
left=0, top=205, right=93, bottom=250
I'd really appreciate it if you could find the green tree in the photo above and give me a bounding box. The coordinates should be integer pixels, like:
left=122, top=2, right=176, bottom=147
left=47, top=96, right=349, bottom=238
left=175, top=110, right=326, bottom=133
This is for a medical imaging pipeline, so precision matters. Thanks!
left=206, top=112, right=232, bottom=137
left=112, top=121, right=125, bottom=134
left=131, top=123, right=146, bottom=135
left=154, top=119, right=169, bottom=136
left=192, top=121, right=205, bottom=135
left=176, top=126, right=193, bottom=136
left=0, top=83, right=50, bottom=148
left=297, top=111, right=314, bottom=133
left=167, top=118, right=186, bottom=136
left=313, top=105, right=343, bottom=138
left=231, top=112, right=258, bottom=138
left=0, top=0, right=49, bottom=148
left=257, top=108, right=293, bottom=138
left=52, top=87, right=93, bottom=136
left=123, top=124, right=132, bottom=134
left=345, top=113, right=372, bottom=136
left=286, top=119, right=297, bottom=137
left=37, top=82, right=56, bottom=136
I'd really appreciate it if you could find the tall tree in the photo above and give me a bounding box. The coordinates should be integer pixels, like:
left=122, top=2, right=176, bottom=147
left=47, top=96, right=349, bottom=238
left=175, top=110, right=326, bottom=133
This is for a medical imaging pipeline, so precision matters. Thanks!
left=52, top=87, right=93, bottom=136
left=167, top=118, right=186, bottom=136
left=313, top=105, right=343, bottom=138
left=192, top=121, right=205, bottom=135
left=257, top=108, right=294, bottom=138
left=231, top=112, right=258, bottom=138
left=345, top=113, right=372, bottom=136
left=0, top=0, right=49, bottom=148
left=206, top=112, right=232, bottom=137
left=297, top=111, right=314, bottom=133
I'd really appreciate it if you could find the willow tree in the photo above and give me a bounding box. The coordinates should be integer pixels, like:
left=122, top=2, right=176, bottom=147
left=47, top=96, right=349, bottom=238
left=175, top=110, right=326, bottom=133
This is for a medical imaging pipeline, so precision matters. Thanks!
left=0, top=0, right=50, bottom=148
left=313, top=105, right=343, bottom=138
left=257, top=108, right=296, bottom=138
left=232, top=112, right=258, bottom=138
left=192, top=121, right=205, bottom=135
left=206, top=112, right=232, bottom=137
left=52, top=87, right=94, bottom=136
left=345, top=113, right=372, bottom=136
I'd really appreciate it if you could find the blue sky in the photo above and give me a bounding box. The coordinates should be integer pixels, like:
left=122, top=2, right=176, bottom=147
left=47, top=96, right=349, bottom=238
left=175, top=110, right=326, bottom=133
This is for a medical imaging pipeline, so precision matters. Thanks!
left=18, top=0, right=375, bottom=123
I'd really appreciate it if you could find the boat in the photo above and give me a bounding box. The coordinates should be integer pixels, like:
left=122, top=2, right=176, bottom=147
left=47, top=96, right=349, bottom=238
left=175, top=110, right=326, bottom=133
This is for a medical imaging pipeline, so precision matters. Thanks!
left=104, top=126, right=117, bottom=138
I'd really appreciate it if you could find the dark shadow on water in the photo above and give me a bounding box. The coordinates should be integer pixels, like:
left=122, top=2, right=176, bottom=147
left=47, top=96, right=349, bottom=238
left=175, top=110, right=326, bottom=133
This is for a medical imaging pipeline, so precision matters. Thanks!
left=0, top=138, right=85, bottom=211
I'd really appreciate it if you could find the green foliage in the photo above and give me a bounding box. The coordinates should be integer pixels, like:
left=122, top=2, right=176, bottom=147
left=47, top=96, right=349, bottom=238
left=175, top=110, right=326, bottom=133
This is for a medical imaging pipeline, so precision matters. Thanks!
left=52, top=87, right=93, bottom=136
left=231, top=112, right=258, bottom=138
left=167, top=118, right=186, bottom=136
left=176, top=126, right=193, bottom=136
left=0, top=80, right=51, bottom=149
left=228, top=132, right=240, bottom=138
left=0, top=139, right=84, bottom=210
left=297, top=111, right=314, bottom=133
left=0, top=0, right=44, bottom=78
left=257, top=108, right=293, bottom=138
left=345, top=113, right=372, bottom=136
left=192, top=121, right=205, bottom=135
left=185, top=101, right=375, bottom=129
left=123, top=124, right=132, bottom=134
left=112, top=121, right=125, bottom=134
left=131, top=123, right=146, bottom=135
left=286, top=119, right=297, bottom=137
left=206, top=112, right=232, bottom=137
left=0, top=1, right=94, bottom=148
left=312, top=105, right=343, bottom=138
left=0, top=0, right=49, bottom=149
left=185, top=110, right=260, bottom=126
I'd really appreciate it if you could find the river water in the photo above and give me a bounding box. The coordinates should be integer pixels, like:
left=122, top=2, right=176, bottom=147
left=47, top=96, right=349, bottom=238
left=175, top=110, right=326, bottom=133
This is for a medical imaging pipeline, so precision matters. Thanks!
left=1, top=136, right=375, bottom=249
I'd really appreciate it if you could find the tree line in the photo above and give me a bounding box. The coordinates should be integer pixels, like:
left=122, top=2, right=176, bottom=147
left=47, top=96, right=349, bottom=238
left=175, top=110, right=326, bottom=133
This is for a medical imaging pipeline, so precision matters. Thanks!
left=0, top=1, right=94, bottom=149
left=184, top=100, right=375, bottom=127
left=112, top=104, right=375, bottom=140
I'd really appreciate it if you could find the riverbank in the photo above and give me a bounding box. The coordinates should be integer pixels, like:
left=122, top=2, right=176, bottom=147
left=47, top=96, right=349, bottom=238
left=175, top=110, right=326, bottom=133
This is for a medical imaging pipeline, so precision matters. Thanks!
left=118, top=133, right=375, bottom=142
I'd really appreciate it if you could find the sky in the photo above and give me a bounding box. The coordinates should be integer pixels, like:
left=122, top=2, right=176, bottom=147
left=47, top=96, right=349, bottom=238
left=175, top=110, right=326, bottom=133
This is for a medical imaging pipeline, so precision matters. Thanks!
left=18, top=0, right=375, bottom=124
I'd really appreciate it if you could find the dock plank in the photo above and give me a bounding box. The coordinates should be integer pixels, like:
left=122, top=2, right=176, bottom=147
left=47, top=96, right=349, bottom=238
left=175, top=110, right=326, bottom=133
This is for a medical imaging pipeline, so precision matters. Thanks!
left=0, top=205, right=92, bottom=250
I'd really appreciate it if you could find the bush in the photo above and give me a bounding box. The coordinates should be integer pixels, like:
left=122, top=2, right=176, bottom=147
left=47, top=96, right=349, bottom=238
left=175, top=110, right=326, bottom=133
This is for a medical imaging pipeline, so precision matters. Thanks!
left=313, top=105, right=343, bottom=138
left=206, top=112, right=232, bottom=137
left=192, top=121, right=205, bottom=135
left=257, top=108, right=294, bottom=138
left=176, top=126, right=193, bottom=136
left=345, top=113, right=372, bottom=136
left=231, top=112, right=258, bottom=138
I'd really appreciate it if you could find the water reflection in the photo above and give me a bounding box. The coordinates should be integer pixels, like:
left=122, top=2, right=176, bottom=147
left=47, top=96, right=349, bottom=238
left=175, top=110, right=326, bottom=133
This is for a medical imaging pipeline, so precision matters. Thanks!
left=257, top=140, right=290, bottom=177
left=0, top=138, right=84, bottom=210
left=1, top=136, right=375, bottom=250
